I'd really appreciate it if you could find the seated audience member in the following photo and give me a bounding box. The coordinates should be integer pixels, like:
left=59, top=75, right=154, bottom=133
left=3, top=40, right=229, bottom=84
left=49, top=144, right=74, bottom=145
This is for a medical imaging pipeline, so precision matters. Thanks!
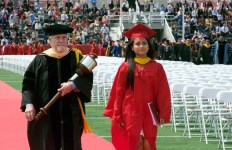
left=220, top=23, right=230, bottom=35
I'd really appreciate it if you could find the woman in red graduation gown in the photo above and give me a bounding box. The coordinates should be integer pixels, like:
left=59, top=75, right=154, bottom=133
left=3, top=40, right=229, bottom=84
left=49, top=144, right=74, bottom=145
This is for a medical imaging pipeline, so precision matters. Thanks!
left=103, top=23, right=171, bottom=150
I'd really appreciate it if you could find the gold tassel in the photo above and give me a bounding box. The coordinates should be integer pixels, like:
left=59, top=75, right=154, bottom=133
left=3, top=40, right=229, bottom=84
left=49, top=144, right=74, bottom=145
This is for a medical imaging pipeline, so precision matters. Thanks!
left=77, top=98, right=92, bottom=133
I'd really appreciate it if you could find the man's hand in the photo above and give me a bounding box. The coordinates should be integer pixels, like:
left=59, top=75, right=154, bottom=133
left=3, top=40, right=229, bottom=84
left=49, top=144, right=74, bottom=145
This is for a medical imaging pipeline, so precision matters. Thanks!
left=58, top=82, right=73, bottom=96
left=25, top=104, right=35, bottom=121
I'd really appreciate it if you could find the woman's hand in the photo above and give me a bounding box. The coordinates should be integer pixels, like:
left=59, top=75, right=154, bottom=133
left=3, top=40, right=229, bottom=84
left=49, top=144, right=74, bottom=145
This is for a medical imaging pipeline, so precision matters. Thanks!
left=118, top=122, right=125, bottom=128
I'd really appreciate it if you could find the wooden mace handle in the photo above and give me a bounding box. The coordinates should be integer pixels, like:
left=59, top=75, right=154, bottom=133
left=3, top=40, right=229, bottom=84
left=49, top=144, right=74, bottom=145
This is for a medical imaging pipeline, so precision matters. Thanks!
left=34, top=92, right=61, bottom=121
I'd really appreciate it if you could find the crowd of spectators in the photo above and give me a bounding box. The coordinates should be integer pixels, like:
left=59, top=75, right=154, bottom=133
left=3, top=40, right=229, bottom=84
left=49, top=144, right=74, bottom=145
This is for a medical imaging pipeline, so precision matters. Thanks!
left=120, top=0, right=232, bottom=39
left=0, top=0, right=122, bottom=55
left=166, top=0, right=232, bottom=41
left=118, top=0, right=232, bottom=64
left=145, top=0, right=232, bottom=65
left=0, top=0, right=232, bottom=64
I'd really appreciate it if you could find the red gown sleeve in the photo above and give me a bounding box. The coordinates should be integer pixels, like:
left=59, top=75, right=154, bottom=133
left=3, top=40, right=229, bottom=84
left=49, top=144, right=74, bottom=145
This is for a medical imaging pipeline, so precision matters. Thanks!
left=156, top=64, right=171, bottom=125
left=103, top=71, right=118, bottom=118
left=112, top=64, right=128, bottom=124
left=103, top=63, right=127, bottom=124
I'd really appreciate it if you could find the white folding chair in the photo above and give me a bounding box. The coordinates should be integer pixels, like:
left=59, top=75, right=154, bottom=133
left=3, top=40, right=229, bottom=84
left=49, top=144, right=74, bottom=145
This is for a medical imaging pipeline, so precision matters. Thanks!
left=216, top=91, right=232, bottom=150
left=184, top=81, right=203, bottom=85
left=102, top=72, right=115, bottom=106
left=91, top=69, right=98, bottom=102
left=183, top=85, right=203, bottom=138
left=199, top=87, right=226, bottom=144
left=170, top=83, right=194, bottom=132
left=214, top=85, right=232, bottom=91
left=96, top=71, right=108, bottom=104
left=209, top=81, right=230, bottom=85
left=199, top=83, right=220, bottom=88
left=195, top=78, right=213, bottom=83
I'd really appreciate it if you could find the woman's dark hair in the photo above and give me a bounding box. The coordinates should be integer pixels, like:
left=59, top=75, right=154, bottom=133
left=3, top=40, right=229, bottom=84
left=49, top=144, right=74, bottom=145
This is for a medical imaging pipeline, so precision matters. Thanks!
left=124, top=38, right=156, bottom=90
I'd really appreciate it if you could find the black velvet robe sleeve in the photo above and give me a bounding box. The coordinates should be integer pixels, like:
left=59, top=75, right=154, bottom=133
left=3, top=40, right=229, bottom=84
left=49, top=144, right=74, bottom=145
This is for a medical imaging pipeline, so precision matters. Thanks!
left=72, top=52, right=93, bottom=103
left=20, top=57, right=38, bottom=112
left=74, top=70, right=93, bottom=103
left=20, top=54, right=51, bottom=112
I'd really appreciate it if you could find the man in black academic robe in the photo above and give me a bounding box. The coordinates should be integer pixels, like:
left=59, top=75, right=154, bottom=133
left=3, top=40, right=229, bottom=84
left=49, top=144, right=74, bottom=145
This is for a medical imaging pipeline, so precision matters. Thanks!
left=21, top=24, right=93, bottom=150
left=198, top=38, right=213, bottom=64
left=191, top=37, right=200, bottom=64
left=179, top=38, right=192, bottom=62
left=173, top=37, right=182, bottom=61
left=158, top=38, right=172, bottom=60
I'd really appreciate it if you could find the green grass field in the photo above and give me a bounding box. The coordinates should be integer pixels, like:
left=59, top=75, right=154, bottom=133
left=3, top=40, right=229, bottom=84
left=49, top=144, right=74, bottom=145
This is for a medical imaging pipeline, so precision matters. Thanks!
left=0, top=68, right=219, bottom=150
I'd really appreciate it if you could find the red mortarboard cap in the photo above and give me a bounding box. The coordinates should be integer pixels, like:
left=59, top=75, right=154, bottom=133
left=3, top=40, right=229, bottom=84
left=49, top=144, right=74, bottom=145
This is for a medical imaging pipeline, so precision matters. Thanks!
left=123, top=23, right=156, bottom=39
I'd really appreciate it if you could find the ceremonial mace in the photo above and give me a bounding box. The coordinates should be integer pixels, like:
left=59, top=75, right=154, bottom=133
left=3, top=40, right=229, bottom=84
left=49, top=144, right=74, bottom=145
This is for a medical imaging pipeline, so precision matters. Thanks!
left=34, top=54, right=97, bottom=121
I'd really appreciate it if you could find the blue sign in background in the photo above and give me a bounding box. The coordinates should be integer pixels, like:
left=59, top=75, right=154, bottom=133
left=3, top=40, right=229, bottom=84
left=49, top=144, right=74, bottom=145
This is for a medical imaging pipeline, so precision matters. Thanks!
left=90, top=0, right=96, bottom=5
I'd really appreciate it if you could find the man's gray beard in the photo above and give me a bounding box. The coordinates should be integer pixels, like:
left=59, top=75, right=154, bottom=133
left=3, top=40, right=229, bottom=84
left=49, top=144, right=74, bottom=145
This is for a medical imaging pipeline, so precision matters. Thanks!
left=56, top=46, right=66, bottom=53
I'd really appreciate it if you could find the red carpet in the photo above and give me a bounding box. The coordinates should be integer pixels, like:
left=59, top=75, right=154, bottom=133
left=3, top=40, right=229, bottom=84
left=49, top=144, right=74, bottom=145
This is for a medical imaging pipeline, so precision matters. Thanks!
left=0, top=81, right=115, bottom=150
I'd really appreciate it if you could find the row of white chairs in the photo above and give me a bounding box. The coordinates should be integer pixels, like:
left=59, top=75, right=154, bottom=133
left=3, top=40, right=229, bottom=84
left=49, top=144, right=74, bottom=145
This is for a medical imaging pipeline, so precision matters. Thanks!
left=0, top=55, right=35, bottom=75
left=91, top=67, right=117, bottom=106
left=90, top=56, right=124, bottom=105
left=170, top=82, right=232, bottom=150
